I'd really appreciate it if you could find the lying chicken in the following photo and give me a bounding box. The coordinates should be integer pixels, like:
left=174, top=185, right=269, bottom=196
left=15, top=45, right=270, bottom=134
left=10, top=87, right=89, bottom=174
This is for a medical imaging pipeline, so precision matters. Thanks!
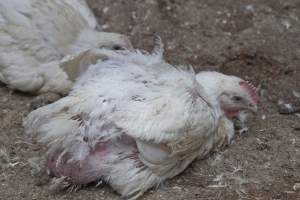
left=60, top=47, right=259, bottom=138
left=24, top=47, right=259, bottom=198
left=0, top=0, right=132, bottom=95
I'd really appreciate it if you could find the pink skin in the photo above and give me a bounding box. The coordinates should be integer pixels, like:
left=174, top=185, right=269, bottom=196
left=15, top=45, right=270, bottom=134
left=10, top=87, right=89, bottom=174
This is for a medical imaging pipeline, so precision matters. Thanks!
left=47, top=143, right=108, bottom=184
left=225, top=110, right=240, bottom=118
left=47, top=135, right=138, bottom=184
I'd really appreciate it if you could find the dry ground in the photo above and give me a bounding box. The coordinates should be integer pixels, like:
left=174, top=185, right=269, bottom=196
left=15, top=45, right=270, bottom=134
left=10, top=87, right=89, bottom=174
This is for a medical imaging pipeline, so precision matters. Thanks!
left=1, top=0, right=299, bottom=199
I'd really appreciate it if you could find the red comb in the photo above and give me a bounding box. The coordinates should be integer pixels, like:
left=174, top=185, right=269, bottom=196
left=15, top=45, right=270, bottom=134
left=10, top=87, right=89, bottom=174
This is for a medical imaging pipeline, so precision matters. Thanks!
left=239, top=80, right=259, bottom=104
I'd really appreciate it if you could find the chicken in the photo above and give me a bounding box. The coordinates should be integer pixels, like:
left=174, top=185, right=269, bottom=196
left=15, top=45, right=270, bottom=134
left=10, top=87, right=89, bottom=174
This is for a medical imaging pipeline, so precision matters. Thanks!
left=24, top=48, right=222, bottom=198
left=0, top=0, right=132, bottom=95
left=24, top=47, right=259, bottom=198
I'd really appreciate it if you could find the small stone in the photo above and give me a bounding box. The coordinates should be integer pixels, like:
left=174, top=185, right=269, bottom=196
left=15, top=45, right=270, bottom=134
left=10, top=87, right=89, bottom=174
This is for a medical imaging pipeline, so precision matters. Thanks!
left=103, top=7, right=109, bottom=13
left=292, top=90, right=300, bottom=98
left=277, top=99, right=284, bottom=105
left=278, top=103, right=295, bottom=114
left=244, top=5, right=255, bottom=12
left=293, top=183, right=300, bottom=190
left=172, top=186, right=182, bottom=190
left=282, top=20, right=291, bottom=29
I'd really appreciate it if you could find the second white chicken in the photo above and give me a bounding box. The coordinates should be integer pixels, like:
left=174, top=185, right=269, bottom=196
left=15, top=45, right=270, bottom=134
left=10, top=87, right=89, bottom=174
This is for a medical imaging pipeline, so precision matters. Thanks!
left=0, top=0, right=132, bottom=94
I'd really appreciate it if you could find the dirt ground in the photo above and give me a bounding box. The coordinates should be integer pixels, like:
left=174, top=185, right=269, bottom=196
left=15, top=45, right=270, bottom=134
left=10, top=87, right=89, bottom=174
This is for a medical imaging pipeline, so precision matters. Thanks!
left=1, top=0, right=300, bottom=199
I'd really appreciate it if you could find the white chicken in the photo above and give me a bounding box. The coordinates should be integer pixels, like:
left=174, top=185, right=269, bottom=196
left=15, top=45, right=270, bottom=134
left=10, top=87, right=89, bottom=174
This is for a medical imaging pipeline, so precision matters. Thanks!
left=0, top=0, right=132, bottom=95
left=24, top=47, right=259, bottom=199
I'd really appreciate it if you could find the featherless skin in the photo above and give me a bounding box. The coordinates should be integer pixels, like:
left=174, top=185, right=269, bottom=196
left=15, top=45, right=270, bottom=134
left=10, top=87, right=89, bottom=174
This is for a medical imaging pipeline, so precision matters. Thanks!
left=0, top=0, right=132, bottom=94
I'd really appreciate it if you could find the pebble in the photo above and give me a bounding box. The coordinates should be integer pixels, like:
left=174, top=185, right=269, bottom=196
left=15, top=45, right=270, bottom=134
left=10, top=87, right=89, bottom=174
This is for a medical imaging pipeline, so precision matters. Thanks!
left=282, top=20, right=291, bottom=29
left=278, top=103, right=295, bottom=114
left=292, top=90, right=300, bottom=98
left=172, top=186, right=182, bottom=190
left=293, top=183, right=300, bottom=190
left=103, top=7, right=109, bottom=13
left=244, top=5, right=255, bottom=12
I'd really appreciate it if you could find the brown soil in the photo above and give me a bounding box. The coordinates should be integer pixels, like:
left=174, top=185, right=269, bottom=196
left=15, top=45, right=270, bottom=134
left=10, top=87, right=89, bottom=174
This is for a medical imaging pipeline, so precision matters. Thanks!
left=1, top=0, right=299, bottom=199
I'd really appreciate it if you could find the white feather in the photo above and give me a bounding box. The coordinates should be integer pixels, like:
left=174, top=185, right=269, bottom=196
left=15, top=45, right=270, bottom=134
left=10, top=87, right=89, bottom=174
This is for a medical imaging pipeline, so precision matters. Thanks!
left=64, top=0, right=98, bottom=29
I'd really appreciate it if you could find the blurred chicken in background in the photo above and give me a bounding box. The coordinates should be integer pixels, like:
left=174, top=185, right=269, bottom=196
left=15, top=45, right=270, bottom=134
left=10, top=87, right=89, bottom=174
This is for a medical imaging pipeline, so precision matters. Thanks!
left=0, top=0, right=132, bottom=96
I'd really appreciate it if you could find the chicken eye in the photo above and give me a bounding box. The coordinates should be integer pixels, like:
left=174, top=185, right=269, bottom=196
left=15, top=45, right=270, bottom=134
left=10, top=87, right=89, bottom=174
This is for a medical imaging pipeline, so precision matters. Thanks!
left=232, top=96, right=242, bottom=101
left=112, top=45, right=123, bottom=50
